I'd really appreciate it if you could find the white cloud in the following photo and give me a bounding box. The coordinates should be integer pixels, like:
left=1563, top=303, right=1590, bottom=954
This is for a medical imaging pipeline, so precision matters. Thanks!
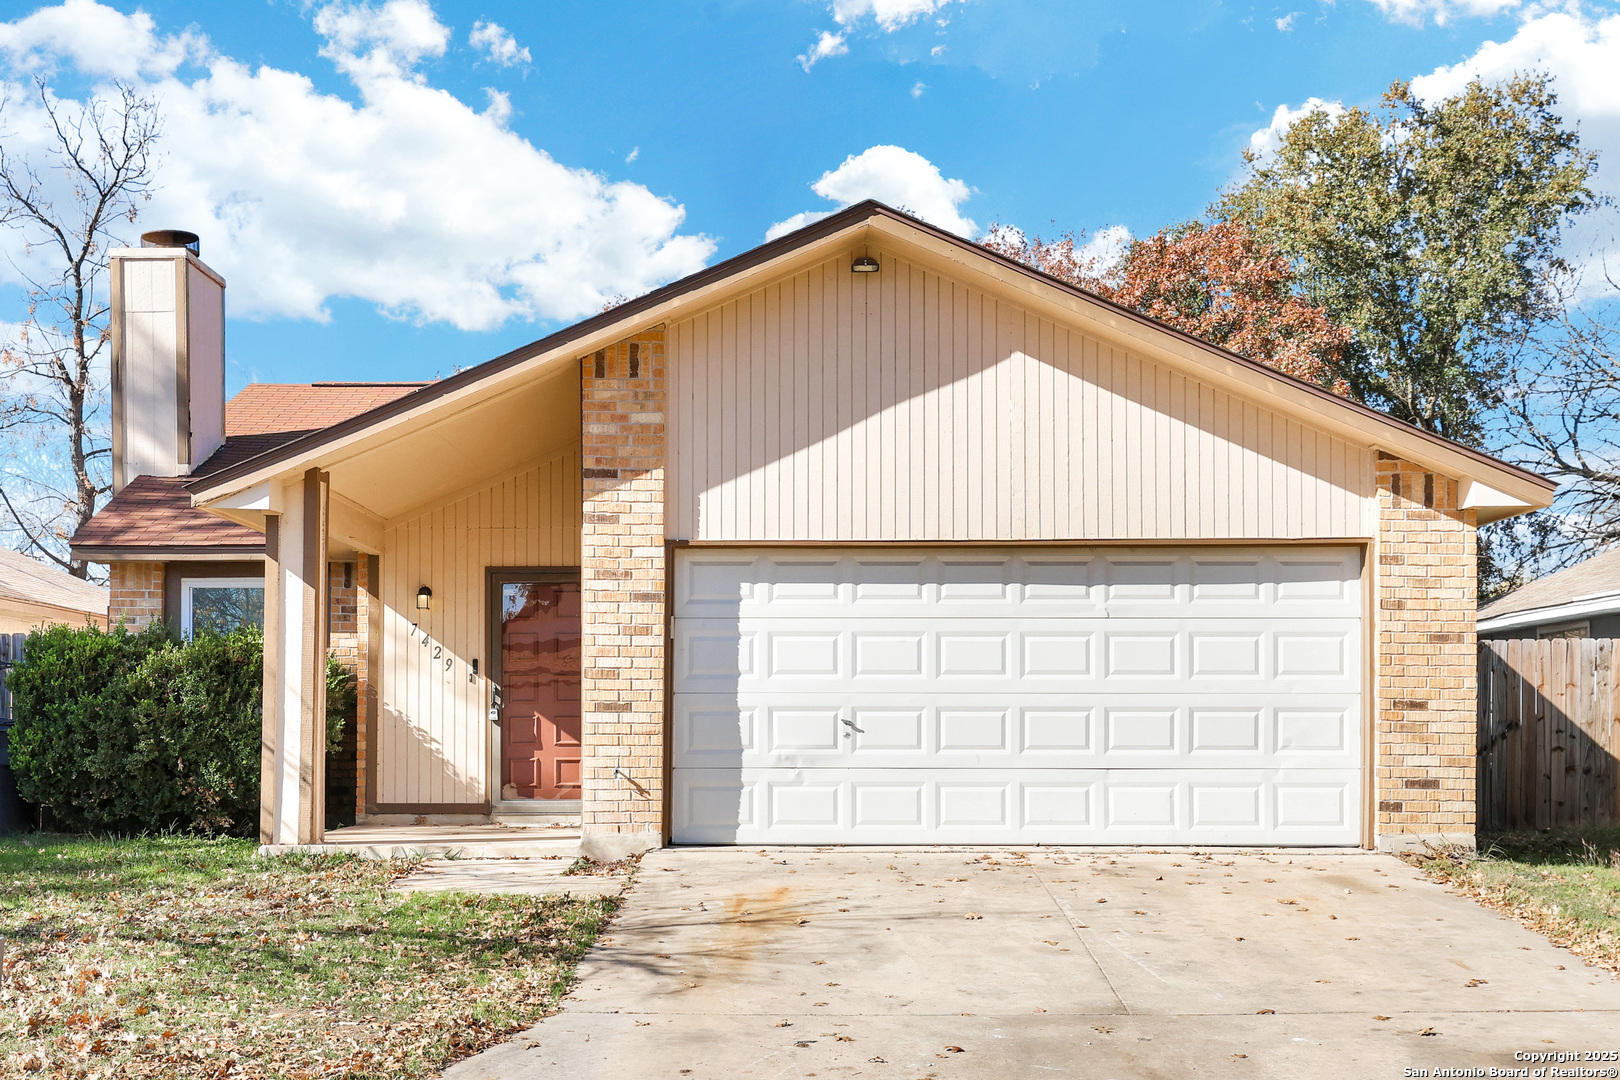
left=1409, top=8, right=1620, bottom=293
left=1247, top=97, right=1347, bottom=162
left=798, top=0, right=958, bottom=69
left=468, top=19, right=530, bottom=67
left=0, top=0, right=203, bottom=78
left=1276, top=11, right=1301, bottom=31
left=1079, top=224, right=1132, bottom=277
left=313, top=0, right=449, bottom=79
left=0, top=1, right=715, bottom=331
left=766, top=145, right=976, bottom=240
left=911, top=80, right=926, bottom=97
left=830, top=0, right=951, bottom=32
left=1364, top=0, right=1522, bottom=27
left=797, top=30, right=847, bottom=71
left=625, top=146, right=639, bottom=163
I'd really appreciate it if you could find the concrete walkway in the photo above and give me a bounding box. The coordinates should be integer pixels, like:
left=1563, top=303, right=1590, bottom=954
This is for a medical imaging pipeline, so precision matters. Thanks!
left=390, top=858, right=624, bottom=897
left=448, top=847, right=1620, bottom=1079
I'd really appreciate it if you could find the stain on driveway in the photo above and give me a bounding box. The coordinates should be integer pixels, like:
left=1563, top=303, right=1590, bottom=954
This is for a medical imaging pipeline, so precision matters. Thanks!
left=447, top=848, right=1620, bottom=1078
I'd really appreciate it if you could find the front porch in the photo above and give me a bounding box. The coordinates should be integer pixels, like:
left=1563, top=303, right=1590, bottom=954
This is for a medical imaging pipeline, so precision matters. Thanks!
left=260, top=822, right=582, bottom=860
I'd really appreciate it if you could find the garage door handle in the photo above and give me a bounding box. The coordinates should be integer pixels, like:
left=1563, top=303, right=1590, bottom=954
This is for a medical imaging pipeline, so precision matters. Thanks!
left=840, top=716, right=864, bottom=733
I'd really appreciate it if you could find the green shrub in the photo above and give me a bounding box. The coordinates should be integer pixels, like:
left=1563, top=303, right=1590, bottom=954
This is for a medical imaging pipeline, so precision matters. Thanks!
left=325, top=653, right=356, bottom=754
left=6, top=623, right=264, bottom=835
left=5, top=625, right=362, bottom=835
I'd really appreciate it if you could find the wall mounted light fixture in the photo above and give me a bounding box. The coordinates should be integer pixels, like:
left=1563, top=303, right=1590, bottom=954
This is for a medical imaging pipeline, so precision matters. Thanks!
left=416, top=585, right=433, bottom=610
left=851, top=256, right=880, bottom=273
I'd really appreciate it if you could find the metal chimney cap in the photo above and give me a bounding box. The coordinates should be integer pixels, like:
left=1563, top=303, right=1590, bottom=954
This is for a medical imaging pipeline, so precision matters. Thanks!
left=140, top=229, right=200, bottom=254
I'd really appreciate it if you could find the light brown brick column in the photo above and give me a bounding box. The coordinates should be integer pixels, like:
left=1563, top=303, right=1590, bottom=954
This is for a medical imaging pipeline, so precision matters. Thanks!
left=108, top=561, right=165, bottom=629
left=580, top=328, right=667, bottom=853
left=1374, top=454, right=1477, bottom=849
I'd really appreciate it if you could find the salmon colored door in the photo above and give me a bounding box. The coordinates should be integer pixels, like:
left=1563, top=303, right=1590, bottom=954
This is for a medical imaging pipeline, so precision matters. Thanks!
left=499, top=581, right=582, bottom=800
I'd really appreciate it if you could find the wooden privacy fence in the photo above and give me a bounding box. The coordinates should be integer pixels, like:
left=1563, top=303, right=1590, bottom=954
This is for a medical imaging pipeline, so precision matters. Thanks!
left=1477, top=638, right=1620, bottom=832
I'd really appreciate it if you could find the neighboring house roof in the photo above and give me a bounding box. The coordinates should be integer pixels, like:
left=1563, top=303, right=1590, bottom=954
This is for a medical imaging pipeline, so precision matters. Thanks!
left=185, top=200, right=1554, bottom=519
left=1477, top=548, right=1620, bottom=633
left=0, top=545, right=109, bottom=617
left=73, top=383, right=426, bottom=561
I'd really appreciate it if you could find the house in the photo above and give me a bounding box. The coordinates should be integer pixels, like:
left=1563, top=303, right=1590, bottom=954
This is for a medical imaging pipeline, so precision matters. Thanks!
left=0, top=546, right=109, bottom=635
left=1477, top=548, right=1620, bottom=640
left=72, top=203, right=1554, bottom=855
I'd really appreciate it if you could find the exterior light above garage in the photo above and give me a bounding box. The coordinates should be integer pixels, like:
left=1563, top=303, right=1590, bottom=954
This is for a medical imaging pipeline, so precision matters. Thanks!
left=416, top=585, right=432, bottom=610
left=851, top=256, right=880, bottom=273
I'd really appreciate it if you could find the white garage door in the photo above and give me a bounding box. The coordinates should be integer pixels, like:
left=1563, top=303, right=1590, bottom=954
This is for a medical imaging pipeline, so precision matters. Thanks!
left=671, top=547, right=1362, bottom=846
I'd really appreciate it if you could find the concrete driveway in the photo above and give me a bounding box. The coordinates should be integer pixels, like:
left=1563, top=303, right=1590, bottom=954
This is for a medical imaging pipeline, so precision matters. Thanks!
left=448, top=847, right=1620, bottom=1079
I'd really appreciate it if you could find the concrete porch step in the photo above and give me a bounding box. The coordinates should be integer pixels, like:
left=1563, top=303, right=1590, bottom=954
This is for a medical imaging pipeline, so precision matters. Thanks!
left=259, top=824, right=582, bottom=861
left=489, top=799, right=582, bottom=827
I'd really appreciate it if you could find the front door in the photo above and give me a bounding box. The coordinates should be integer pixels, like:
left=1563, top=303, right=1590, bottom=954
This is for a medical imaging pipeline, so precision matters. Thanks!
left=499, top=581, right=582, bottom=800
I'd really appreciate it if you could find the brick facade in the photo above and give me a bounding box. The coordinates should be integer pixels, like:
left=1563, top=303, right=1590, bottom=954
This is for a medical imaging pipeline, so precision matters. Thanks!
left=580, top=329, right=667, bottom=838
left=1375, top=454, right=1478, bottom=848
left=108, top=562, right=165, bottom=630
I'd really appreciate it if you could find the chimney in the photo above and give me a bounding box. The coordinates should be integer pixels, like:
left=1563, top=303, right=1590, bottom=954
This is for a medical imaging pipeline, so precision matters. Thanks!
left=109, top=230, right=227, bottom=493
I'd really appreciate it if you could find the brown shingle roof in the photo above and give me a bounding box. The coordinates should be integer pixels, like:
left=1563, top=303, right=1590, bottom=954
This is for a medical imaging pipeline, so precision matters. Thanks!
left=226, top=382, right=430, bottom=436
left=0, top=546, right=109, bottom=616
left=73, top=382, right=427, bottom=558
left=1479, top=547, right=1620, bottom=619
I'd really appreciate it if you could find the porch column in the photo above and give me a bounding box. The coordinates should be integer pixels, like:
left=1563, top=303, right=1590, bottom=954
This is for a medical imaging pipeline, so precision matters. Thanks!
left=580, top=329, right=667, bottom=858
left=259, top=467, right=331, bottom=847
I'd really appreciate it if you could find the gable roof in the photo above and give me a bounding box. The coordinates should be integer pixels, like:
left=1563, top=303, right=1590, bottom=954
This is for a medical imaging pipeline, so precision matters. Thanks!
left=185, top=201, right=1554, bottom=515
left=73, top=382, right=425, bottom=560
left=0, top=546, right=108, bottom=617
left=1478, top=548, right=1620, bottom=628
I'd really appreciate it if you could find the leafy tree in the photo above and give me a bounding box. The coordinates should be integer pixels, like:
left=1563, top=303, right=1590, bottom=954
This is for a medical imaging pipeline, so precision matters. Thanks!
left=0, top=80, right=159, bottom=577
left=983, top=218, right=1350, bottom=390
left=1221, top=74, right=1599, bottom=445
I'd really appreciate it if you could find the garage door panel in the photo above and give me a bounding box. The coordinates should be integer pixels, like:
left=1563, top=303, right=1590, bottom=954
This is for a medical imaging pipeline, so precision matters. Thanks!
left=671, top=768, right=1362, bottom=845
left=672, top=546, right=1363, bottom=846
left=674, top=619, right=1360, bottom=695
left=673, top=694, right=1359, bottom=771
left=673, top=550, right=1361, bottom=622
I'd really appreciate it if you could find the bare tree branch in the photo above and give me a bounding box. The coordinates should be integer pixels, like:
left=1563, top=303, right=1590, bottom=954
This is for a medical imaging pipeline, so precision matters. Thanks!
left=0, top=79, right=159, bottom=577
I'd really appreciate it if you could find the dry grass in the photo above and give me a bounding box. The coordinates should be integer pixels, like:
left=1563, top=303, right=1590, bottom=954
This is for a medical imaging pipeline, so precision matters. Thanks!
left=0, top=833, right=616, bottom=1079
left=1404, top=827, right=1620, bottom=974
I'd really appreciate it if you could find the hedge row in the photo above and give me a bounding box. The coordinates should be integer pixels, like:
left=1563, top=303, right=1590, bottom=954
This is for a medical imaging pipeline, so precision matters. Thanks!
left=4, top=623, right=355, bottom=836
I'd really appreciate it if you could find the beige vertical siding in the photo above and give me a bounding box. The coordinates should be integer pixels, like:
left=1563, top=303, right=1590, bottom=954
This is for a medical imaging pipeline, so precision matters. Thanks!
left=376, top=449, right=580, bottom=807
left=667, top=251, right=1373, bottom=541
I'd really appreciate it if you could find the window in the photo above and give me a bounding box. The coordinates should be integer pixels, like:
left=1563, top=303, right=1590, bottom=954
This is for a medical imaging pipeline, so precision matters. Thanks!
left=1537, top=620, right=1590, bottom=640
left=181, top=577, right=264, bottom=638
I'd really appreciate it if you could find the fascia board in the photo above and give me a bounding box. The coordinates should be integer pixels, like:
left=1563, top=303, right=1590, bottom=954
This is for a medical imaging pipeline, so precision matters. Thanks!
left=1477, top=593, right=1620, bottom=633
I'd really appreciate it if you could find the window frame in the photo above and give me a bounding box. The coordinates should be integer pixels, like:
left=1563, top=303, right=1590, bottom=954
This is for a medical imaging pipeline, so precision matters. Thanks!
left=180, top=576, right=266, bottom=639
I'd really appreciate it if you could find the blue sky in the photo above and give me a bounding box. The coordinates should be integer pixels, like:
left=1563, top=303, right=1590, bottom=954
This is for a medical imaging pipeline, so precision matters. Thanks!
left=1, top=0, right=1617, bottom=394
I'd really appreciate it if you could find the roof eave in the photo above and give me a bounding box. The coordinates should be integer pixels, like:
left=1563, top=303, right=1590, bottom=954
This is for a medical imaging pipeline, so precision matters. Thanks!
left=187, top=199, right=1553, bottom=516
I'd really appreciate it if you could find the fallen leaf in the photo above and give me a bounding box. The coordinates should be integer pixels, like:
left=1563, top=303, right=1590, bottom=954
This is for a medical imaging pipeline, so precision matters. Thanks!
left=775, top=1021, right=793, bottom=1028
left=1419, top=1027, right=1438, bottom=1036
left=1465, top=979, right=1487, bottom=987
left=945, top=1045, right=965, bottom=1053
left=964, top=913, right=983, bottom=920
left=1256, top=1009, right=1275, bottom=1015
left=1092, top=1025, right=1115, bottom=1034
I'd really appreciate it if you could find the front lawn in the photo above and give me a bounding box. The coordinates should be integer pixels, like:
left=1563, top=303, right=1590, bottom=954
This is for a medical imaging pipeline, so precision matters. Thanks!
left=0, top=834, right=616, bottom=1078
left=1405, top=828, right=1620, bottom=973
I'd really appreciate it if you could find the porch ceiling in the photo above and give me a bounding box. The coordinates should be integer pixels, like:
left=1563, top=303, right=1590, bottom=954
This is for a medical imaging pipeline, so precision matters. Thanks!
left=213, top=354, right=580, bottom=532
left=337, top=357, right=580, bottom=522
